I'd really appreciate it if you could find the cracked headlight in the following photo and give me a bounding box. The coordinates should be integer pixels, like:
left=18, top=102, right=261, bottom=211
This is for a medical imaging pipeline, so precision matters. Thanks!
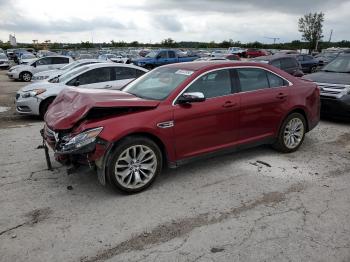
left=22, top=89, right=46, bottom=98
left=62, top=127, right=103, bottom=151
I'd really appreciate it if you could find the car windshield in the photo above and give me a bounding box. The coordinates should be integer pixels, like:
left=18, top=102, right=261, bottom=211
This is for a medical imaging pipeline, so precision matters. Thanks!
left=123, top=67, right=193, bottom=100
left=22, top=54, right=36, bottom=59
left=145, top=51, right=157, bottom=58
left=321, top=56, right=350, bottom=73
left=57, top=66, right=88, bottom=83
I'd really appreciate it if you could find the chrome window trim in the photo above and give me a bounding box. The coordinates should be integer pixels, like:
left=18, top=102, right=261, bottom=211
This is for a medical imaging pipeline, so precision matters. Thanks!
left=172, top=66, right=293, bottom=106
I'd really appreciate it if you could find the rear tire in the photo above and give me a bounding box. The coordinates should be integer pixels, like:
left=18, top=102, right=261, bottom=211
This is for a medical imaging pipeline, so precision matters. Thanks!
left=107, top=136, right=162, bottom=194
left=39, top=97, right=55, bottom=119
left=311, top=66, right=317, bottom=73
left=273, top=113, right=306, bottom=153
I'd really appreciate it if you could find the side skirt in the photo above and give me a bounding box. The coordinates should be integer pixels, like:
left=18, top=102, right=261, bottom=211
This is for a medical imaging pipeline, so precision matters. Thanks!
left=168, top=137, right=275, bottom=168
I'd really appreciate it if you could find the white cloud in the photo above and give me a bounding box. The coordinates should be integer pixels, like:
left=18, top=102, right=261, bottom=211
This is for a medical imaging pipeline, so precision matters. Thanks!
left=0, top=0, right=349, bottom=43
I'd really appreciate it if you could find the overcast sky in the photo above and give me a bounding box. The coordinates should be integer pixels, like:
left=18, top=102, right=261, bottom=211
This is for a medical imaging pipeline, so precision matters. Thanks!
left=0, top=0, right=349, bottom=44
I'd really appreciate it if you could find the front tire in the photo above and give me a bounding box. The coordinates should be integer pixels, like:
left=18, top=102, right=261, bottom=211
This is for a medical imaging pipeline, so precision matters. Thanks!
left=107, top=136, right=162, bottom=193
left=273, top=113, right=306, bottom=153
left=20, top=72, right=32, bottom=82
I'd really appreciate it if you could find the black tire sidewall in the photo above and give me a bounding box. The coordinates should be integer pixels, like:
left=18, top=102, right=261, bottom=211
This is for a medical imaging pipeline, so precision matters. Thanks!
left=275, top=113, right=306, bottom=153
left=21, top=72, right=32, bottom=82
left=107, top=136, right=162, bottom=194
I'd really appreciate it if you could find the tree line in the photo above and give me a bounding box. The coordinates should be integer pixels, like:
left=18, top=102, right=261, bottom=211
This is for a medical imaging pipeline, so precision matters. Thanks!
left=1, top=12, right=347, bottom=52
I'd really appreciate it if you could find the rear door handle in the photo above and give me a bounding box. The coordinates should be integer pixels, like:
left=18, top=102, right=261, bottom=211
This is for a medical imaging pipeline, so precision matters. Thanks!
left=104, top=85, right=112, bottom=88
left=222, top=101, right=237, bottom=108
left=276, top=93, right=288, bottom=99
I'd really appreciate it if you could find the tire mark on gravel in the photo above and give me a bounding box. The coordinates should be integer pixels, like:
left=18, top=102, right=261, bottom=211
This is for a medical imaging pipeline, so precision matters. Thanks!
left=81, top=183, right=305, bottom=262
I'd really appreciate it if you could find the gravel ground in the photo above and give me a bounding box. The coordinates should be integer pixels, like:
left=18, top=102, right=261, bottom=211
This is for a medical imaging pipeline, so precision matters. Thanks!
left=0, top=69, right=349, bottom=262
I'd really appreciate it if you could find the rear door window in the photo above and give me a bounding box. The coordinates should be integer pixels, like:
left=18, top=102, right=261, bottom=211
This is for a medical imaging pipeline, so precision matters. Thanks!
left=52, top=57, right=69, bottom=64
left=78, top=67, right=112, bottom=85
left=267, top=72, right=287, bottom=87
left=114, top=67, right=137, bottom=80
left=236, top=68, right=269, bottom=92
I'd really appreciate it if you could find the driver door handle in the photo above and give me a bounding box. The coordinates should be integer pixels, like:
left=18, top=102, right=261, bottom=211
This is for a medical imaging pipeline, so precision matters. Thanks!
left=104, top=85, right=112, bottom=88
left=222, top=101, right=237, bottom=108
left=276, top=93, right=288, bottom=99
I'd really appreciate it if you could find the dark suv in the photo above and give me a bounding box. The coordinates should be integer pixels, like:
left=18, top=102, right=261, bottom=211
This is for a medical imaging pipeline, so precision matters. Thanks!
left=252, top=55, right=304, bottom=77
left=303, top=51, right=350, bottom=117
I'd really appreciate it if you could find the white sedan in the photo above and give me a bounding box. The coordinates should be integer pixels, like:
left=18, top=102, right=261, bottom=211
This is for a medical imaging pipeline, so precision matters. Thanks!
left=32, top=59, right=104, bottom=82
left=15, top=63, right=148, bottom=117
left=7, top=55, right=73, bottom=82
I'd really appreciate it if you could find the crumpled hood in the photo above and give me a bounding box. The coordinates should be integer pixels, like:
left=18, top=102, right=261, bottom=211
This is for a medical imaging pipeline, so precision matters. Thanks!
left=19, top=82, right=62, bottom=92
left=302, top=72, right=350, bottom=85
left=45, top=87, right=160, bottom=130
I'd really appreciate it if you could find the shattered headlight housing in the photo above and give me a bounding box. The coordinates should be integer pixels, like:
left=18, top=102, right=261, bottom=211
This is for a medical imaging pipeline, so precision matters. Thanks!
left=61, top=127, right=103, bottom=152
left=22, top=89, right=46, bottom=98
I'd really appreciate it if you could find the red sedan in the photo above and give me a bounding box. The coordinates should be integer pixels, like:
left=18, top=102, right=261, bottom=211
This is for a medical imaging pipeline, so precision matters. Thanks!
left=43, top=61, right=320, bottom=193
left=246, top=48, right=269, bottom=58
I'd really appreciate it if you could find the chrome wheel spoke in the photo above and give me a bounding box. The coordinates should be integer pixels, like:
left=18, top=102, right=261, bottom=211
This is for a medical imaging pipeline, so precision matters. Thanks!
left=114, top=145, right=157, bottom=189
left=283, top=118, right=304, bottom=149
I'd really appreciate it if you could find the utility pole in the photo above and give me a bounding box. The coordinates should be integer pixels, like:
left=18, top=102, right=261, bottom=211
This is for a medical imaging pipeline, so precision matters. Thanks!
left=328, top=29, right=333, bottom=42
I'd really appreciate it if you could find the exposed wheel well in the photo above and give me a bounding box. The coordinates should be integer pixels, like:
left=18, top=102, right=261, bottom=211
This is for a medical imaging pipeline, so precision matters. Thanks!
left=286, top=108, right=309, bottom=132
left=39, top=96, right=56, bottom=116
left=109, top=132, right=168, bottom=166
left=20, top=71, right=32, bottom=78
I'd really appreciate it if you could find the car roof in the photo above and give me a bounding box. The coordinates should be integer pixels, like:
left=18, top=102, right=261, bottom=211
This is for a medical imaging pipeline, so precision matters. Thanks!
left=162, top=61, right=275, bottom=72
left=252, top=54, right=297, bottom=61
left=80, top=62, right=148, bottom=71
left=41, top=55, right=71, bottom=58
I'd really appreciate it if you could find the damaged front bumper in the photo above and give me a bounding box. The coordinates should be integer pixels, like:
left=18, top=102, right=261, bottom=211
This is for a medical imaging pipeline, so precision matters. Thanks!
left=40, top=125, right=111, bottom=185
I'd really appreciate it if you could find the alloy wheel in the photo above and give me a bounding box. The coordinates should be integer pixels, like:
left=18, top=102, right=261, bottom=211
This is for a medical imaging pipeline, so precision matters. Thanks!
left=22, top=73, right=31, bottom=82
left=283, top=118, right=305, bottom=149
left=114, top=145, right=157, bottom=189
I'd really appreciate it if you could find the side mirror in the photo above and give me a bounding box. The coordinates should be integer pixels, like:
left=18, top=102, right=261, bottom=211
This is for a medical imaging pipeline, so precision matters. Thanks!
left=177, top=92, right=205, bottom=104
left=32, top=63, right=36, bottom=68
left=74, top=80, right=80, bottom=86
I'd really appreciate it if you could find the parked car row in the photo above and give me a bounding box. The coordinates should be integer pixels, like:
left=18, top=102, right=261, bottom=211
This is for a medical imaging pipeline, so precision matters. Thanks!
left=15, top=62, right=148, bottom=117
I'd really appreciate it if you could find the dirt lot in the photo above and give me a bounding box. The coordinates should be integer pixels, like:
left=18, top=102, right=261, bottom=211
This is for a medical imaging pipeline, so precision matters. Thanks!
left=0, top=69, right=349, bottom=262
